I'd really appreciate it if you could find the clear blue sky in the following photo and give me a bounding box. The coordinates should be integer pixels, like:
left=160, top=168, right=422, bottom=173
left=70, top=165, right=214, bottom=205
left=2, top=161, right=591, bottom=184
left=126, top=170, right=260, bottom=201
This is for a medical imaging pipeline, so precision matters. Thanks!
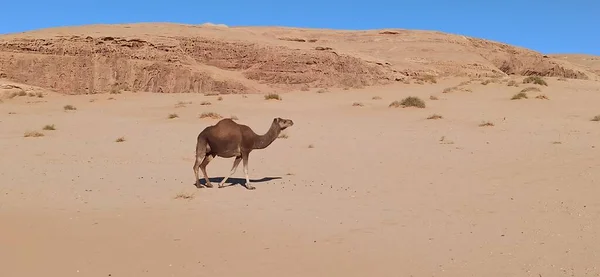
left=1, top=0, right=598, bottom=55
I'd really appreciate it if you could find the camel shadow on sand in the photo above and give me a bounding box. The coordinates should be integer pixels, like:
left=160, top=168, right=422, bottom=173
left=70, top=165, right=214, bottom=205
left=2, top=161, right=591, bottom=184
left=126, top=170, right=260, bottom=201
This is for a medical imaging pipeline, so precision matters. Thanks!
left=194, top=176, right=282, bottom=189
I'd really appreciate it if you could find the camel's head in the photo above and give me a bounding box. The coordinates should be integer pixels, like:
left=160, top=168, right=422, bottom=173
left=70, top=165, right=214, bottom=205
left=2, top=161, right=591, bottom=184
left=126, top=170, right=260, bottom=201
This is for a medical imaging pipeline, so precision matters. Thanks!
left=274, top=117, right=294, bottom=130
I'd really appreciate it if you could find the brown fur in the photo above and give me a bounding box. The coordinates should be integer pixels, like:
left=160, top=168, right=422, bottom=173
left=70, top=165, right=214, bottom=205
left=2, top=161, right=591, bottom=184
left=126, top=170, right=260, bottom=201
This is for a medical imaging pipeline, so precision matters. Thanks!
left=193, top=117, right=294, bottom=190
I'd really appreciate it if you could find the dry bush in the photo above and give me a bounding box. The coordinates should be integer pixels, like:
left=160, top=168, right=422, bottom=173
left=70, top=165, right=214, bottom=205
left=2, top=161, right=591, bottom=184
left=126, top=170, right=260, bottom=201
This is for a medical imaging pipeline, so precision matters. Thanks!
left=507, top=80, right=519, bottom=87
left=389, top=96, right=426, bottom=108
left=511, top=92, right=528, bottom=100
left=43, top=124, right=56, bottom=130
left=217, top=96, right=223, bottom=101
left=200, top=101, right=212, bottom=106
left=557, top=77, right=567, bottom=81
left=479, top=121, right=495, bottom=127
left=18, top=91, right=27, bottom=97
left=523, top=76, right=548, bottom=86
left=458, top=80, right=472, bottom=86
left=24, top=131, right=44, bottom=138
left=36, top=92, right=44, bottom=98
left=199, top=112, right=223, bottom=119
left=429, top=95, right=439, bottom=100
left=278, top=133, right=289, bottom=139
left=535, top=94, right=550, bottom=100
left=264, top=93, right=282, bottom=100
left=174, top=192, right=195, bottom=200
left=415, top=75, right=437, bottom=84
left=443, top=86, right=457, bottom=93
left=300, top=85, right=310, bottom=91
left=168, top=113, right=179, bottom=119
left=352, top=102, right=364, bottom=107
left=115, top=137, right=126, bottom=142
left=175, top=101, right=192, bottom=108
left=591, top=115, right=600, bottom=122
left=316, top=89, right=328, bottom=94
left=427, top=114, right=443, bottom=120
left=372, top=96, right=382, bottom=100
left=521, top=87, right=541, bottom=93
left=308, top=144, right=315, bottom=148
left=63, top=105, right=77, bottom=111
left=204, top=92, right=220, bottom=96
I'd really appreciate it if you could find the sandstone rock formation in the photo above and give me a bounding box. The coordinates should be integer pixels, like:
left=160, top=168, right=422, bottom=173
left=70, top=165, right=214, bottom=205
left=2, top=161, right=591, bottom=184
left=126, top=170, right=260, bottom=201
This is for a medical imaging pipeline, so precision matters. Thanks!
left=0, top=23, right=597, bottom=94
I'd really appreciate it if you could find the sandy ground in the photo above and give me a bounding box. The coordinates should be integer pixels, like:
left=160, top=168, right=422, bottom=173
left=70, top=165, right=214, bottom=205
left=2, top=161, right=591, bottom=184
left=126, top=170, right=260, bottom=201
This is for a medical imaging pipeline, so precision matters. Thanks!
left=1, top=77, right=600, bottom=276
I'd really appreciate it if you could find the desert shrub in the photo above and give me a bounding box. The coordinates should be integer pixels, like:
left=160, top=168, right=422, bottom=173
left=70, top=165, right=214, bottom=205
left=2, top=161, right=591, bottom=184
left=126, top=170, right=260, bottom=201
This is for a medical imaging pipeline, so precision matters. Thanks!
left=511, top=92, right=528, bottom=100
left=389, top=96, right=426, bottom=108
left=63, top=105, right=77, bottom=111
left=43, top=124, right=56, bottom=130
left=264, top=93, right=282, bottom=100
left=199, top=112, right=223, bottom=119
left=523, top=76, right=548, bottom=86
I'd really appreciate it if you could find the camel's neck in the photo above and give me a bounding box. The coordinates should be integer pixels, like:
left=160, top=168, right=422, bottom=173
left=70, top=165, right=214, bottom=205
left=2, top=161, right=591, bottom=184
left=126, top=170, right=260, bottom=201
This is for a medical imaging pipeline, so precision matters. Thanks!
left=252, top=122, right=281, bottom=150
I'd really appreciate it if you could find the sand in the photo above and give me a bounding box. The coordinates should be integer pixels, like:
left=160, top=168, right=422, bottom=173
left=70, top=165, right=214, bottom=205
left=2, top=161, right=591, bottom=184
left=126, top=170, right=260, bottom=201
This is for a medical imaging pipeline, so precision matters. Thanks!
left=2, top=75, right=600, bottom=276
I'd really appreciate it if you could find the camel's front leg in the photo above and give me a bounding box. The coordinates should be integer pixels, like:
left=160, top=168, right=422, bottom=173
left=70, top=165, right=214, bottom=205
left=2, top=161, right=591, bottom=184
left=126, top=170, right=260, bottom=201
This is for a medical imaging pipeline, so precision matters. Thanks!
left=242, top=152, right=255, bottom=190
left=218, top=156, right=242, bottom=188
left=200, top=154, right=215, bottom=188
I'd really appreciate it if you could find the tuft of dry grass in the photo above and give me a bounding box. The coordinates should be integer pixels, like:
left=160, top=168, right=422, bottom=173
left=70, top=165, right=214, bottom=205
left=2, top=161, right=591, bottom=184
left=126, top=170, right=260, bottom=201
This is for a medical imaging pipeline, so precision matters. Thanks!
left=511, top=92, right=528, bottom=100
left=217, top=96, right=223, bottom=101
left=199, top=112, right=223, bottom=119
left=389, top=96, right=426, bottom=108
left=175, top=101, right=192, bottom=108
left=24, top=131, right=44, bottom=138
left=352, top=102, right=364, bottom=107
left=591, top=115, right=600, bottom=122
left=535, top=94, right=549, bottom=100
left=521, top=87, right=541, bottom=93
left=317, top=89, right=328, bottom=94
left=557, top=77, right=567, bottom=81
left=174, top=192, right=195, bottom=200
left=278, top=132, right=289, bottom=139
left=115, top=137, right=126, bottom=142
left=168, top=113, right=179, bottom=119
left=429, top=95, right=439, bottom=100
left=479, top=121, right=495, bottom=127
left=308, top=144, right=315, bottom=148
left=43, top=124, right=56, bottom=130
left=264, top=93, right=282, bottom=100
left=372, top=96, right=382, bottom=100
left=427, top=114, right=443, bottom=120
left=415, top=74, right=437, bottom=84
left=523, top=76, right=548, bottom=86
left=63, top=105, right=77, bottom=111
left=200, top=101, right=212, bottom=106
left=507, top=80, right=518, bottom=87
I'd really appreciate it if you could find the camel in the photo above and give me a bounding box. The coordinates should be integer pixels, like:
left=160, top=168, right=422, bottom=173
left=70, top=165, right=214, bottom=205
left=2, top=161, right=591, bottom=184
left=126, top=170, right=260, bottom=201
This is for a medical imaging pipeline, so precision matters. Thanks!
left=193, top=117, right=294, bottom=190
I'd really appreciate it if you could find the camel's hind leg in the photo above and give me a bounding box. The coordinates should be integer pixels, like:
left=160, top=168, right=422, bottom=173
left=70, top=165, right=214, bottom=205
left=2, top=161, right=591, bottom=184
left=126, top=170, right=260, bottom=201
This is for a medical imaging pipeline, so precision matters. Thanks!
left=193, top=136, right=210, bottom=188
left=218, top=156, right=242, bottom=188
left=200, top=154, right=215, bottom=188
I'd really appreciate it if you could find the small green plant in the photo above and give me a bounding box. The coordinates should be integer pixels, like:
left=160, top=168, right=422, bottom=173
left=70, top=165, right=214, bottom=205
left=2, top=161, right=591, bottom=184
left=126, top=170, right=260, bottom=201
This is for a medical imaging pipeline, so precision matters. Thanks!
left=115, top=137, right=126, bottom=142
left=389, top=96, right=426, bottom=108
left=523, top=76, right=548, bottom=86
left=43, top=124, right=56, bottom=130
left=264, top=93, right=282, bottom=100
left=63, top=105, right=77, bottom=111
left=511, top=92, right=528, bottom=100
